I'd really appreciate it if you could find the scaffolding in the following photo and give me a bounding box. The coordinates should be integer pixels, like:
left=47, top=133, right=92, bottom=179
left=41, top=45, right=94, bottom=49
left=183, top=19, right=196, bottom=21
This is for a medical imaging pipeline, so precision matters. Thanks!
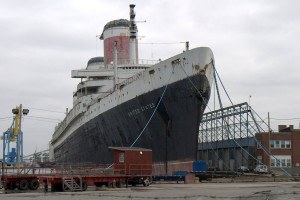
left=198, top=102, right=265, bottom=171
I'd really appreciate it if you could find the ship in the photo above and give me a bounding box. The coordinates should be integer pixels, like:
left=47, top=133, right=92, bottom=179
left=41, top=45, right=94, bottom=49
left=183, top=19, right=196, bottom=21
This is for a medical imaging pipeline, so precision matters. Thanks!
left=49, top=4, right=214, bottom=175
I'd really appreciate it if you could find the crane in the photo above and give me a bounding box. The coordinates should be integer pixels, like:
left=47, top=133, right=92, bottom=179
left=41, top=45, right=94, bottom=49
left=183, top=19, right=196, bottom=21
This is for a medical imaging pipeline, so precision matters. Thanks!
left=2, top=104, right=29, bottom=166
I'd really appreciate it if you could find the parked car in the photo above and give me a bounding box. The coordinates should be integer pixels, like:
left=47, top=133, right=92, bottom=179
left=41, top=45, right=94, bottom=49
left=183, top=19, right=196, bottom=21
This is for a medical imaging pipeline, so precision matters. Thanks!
left=254, top=164, right=268, bottom=174
left=237, top=166, right=250, bottom=173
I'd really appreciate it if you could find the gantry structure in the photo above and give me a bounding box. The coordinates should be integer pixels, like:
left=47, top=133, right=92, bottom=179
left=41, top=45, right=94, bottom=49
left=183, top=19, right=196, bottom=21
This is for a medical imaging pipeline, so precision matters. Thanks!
left=198, top=102, right=267, bottom=170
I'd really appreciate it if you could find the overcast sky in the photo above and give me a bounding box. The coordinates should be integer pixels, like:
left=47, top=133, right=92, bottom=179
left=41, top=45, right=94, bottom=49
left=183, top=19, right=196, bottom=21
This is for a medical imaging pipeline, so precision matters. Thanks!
left=0, top=0, right=299, bottom=156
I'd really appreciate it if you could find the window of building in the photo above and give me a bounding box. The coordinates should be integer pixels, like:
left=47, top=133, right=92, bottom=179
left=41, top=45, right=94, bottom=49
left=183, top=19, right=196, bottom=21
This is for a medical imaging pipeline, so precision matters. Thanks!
left=270, top=140, right=291, bottom=149
left=270, top=155, right=291, bottom=168
left=271, top=159, right=275, bottom=167
left=276, top=159, right=280, bottom=167
left=119, top=152, right=125, bottom=163
left=281, top=159, right=286, bottom=167
left=287, top=159, right=291, bottom=167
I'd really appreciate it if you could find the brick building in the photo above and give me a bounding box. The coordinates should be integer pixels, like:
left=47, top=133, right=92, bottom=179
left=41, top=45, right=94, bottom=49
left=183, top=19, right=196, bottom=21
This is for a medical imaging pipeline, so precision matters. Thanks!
left=255, top=125, right=300, bottom=168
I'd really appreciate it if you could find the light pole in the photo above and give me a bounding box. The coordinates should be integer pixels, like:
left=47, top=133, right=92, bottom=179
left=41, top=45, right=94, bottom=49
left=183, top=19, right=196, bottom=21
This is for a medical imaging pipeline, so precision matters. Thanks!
left=12, top=104, right=29, bottom=173
left=17, top=104, right=22, bottom=172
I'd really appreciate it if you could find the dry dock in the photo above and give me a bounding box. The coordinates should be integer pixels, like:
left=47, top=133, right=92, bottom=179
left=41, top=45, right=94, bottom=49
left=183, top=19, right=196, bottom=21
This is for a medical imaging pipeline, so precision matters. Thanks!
left=1, top=182, right=300, bottom=200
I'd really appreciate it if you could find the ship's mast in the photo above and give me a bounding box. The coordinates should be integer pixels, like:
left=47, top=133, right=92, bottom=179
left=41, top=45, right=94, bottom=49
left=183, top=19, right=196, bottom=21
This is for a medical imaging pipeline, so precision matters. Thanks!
left=129, top=4, right=138, bottom=64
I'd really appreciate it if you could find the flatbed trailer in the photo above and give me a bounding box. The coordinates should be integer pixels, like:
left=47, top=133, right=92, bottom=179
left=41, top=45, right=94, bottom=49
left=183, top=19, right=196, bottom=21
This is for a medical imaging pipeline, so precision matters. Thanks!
left=1, top=174, right=39, bottom=190
left=1, top=174, right=151, bottom=192
left=38, top=174, right=151, bottom=192
left=1, top=163, right=152, bottom=192
left=1, top=147, right=153, bottom=192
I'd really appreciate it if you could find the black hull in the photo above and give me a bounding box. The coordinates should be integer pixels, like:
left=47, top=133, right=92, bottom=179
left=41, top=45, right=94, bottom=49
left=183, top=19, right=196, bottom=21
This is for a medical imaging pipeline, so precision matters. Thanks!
left=54, top=73, right=210, bottom=165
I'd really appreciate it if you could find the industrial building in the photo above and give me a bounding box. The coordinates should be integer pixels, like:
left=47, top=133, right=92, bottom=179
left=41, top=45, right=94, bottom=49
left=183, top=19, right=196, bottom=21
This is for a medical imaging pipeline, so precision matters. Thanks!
left=197, top=102, right=300, bottom=173
left=198, top=123, right=300, bottom=172
left=197, top=137, right=256, bottom=171
left=256, top=125, right=300, bottom=168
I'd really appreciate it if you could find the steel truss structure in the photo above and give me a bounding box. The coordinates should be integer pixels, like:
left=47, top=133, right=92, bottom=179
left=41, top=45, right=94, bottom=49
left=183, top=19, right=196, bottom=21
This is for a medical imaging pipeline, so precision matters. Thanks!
left=198, top=102, right=265, bottom=171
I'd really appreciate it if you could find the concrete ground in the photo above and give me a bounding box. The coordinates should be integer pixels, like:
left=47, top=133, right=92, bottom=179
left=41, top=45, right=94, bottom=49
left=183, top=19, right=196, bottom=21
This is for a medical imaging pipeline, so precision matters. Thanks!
left=1, top=182, right=300, bottom=200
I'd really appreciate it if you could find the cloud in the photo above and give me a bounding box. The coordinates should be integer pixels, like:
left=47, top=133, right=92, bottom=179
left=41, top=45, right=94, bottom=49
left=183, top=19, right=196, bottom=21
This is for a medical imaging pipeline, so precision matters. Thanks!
left=0, top=0, right=299, bottom=156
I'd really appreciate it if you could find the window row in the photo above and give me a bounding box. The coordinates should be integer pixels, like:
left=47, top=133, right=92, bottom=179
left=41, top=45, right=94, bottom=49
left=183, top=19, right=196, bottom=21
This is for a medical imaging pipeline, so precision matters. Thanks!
left=270, top=155, right=291, bottom=167
left=122, top=66, right=147, bottom=70
left=270, top=140, right=291, bottom=149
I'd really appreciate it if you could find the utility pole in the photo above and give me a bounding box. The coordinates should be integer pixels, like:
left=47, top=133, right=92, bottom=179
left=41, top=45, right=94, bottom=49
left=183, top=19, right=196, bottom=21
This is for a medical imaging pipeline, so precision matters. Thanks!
left=268, top=112, right=270, bottom=133
left=268, top=112, right=271, bottom=172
